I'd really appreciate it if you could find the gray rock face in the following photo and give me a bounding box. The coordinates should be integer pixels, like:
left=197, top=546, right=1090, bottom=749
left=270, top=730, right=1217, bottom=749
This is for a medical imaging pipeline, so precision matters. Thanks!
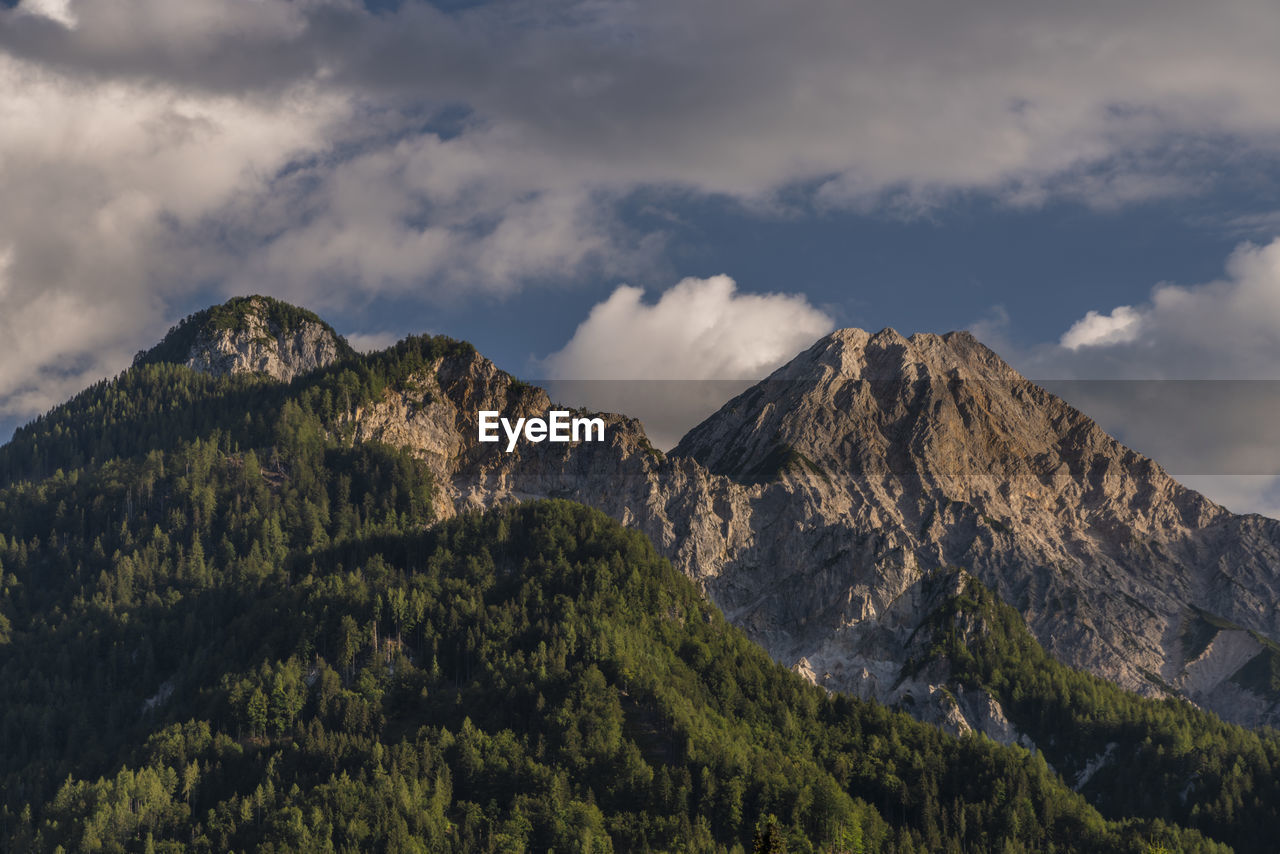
left=183, top=297, right=345, bottom=382
left=348, top=347, right=741, bottom=565
left=346, top=328, right=1280, bottom=728
left=673, top=329, right=1280, bottom=725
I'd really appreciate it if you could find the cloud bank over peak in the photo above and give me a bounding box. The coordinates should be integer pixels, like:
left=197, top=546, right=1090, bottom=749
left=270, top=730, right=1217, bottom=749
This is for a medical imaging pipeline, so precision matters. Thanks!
left=0, top=49, right=350, bottom=420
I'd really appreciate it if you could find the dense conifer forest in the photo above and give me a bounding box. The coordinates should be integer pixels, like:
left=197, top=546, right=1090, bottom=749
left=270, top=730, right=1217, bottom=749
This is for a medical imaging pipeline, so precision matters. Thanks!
left=911, top=578, right=1280, bottom=852
left=0, top=327, right=1273, bottom=851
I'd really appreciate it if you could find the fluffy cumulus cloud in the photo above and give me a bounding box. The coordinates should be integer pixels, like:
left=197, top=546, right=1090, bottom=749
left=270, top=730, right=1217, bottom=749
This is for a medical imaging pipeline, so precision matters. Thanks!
left=17, top=0, right=76, bottom=28
left=1060, top=306, right=1144, bottom=350
left=1051, top=238, right=1280, bottom=378
left=541, top=275, right=834, bottom=381
left=6, top=0, right=1280, bottom=425
left=538, top=275, right=833, bottom=447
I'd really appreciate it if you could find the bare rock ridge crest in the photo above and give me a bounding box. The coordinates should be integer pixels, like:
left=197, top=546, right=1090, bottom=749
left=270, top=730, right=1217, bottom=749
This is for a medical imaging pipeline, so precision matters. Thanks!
left=171, top=300, right=1280, bottom=733
left=135, top=295, right=353, bottom=382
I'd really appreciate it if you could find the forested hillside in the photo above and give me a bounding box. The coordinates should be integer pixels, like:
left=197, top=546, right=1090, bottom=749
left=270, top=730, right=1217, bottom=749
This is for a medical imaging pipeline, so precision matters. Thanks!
left=907, top=575, right=1280, bottom=851
left=0, top=332, right=472, bottom=485
left=0, top=322, right=1266, bottom=852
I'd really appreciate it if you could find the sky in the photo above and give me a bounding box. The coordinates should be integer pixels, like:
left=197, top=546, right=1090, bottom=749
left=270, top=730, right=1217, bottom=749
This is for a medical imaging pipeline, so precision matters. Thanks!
left=3, top=0, right=1280, bottom=513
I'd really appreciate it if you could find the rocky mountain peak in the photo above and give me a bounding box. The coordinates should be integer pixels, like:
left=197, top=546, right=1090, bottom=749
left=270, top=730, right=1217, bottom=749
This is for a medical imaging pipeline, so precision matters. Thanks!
left=135, top=295, right=355, bottom=382
left=659, top=325, right=1280, bottom=726
left=675, top=325, right=1171, bottom=491
left=788, top=327, right=984, bottom=372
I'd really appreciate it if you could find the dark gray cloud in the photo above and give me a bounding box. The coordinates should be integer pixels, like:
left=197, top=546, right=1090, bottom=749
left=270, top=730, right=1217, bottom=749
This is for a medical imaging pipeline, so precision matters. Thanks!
left=10, top=0, right=1280, bottom=199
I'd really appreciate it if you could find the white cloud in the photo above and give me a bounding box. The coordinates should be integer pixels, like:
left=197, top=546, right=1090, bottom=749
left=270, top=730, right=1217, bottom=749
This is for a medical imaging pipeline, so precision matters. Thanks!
left=1046, top=238, right=1280, bottom=377
left=16, top=0, right=76, bottom=29
left=539, top=275, right=833, bottom=448
left=1060, top=305, right=1143, bottom=350
left=541, top=275, right=833, bottom=381
left=344, top=331, right=403, bottom=353
left=225, top=135, right=637, bottom=302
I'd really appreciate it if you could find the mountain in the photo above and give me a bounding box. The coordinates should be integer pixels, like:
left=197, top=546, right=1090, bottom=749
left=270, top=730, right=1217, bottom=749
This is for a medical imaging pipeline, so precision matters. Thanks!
left=898, top=568, right=1280, bottom=851
left=1, top=366, right=1223, bottom=850
left=273, top=319, right=1280, bottom=732
left=30, top=301, right=1280, bottom=734
left=668, top=328, right=1280, bottom=729
left=6, top=296, right=1280, bottom=849
left=10, top=299, right=1280, bottom=736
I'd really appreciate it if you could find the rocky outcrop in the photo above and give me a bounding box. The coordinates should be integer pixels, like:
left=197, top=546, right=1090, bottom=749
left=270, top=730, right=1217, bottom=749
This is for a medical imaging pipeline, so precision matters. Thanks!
left=186, top=321, right=342, bottom=382
left=342, top=325, right=1280, bottom=729
left=347, top=346, right=753, bottom=575
left=183, top=297, right=346, bottom=382
left=136, top=295, right=352, bottom=382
